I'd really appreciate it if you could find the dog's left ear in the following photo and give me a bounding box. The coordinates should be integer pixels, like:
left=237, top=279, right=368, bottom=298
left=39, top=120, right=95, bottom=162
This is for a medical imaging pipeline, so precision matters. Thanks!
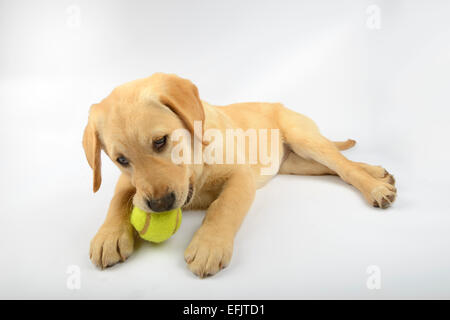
left=82, top=104, right=102, bottom=193
left=152, top=73, right=205, bottom=143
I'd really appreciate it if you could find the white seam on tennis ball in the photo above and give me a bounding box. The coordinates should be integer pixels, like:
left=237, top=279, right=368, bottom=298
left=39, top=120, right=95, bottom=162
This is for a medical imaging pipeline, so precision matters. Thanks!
left=172, top=210, right=180, bottom=235
left=140, top=213, right=151, bottom=236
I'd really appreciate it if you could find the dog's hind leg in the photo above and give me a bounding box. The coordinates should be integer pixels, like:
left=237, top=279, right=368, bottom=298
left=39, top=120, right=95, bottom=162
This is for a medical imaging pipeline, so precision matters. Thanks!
left=279, top=152, right=336, bottom=175
left=279, top=140, right=355, bottom=175
left=277, top=106, right=396, bottom=208
left=279, top=148, right=395, bottom=185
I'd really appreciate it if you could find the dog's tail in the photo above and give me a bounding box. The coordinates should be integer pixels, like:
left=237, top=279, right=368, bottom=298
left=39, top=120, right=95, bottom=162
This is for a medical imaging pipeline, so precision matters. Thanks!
left=333, top=139, right=356, bottom=151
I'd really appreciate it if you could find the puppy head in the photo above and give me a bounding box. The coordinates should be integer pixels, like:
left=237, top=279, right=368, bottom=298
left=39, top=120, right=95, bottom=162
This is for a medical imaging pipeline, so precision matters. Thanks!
left=82, top=73, right=203, bottom=212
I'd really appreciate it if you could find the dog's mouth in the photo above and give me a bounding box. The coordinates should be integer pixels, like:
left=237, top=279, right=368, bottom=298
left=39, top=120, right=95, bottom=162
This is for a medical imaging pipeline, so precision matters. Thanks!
left=184, top=183, right=194, bottom=206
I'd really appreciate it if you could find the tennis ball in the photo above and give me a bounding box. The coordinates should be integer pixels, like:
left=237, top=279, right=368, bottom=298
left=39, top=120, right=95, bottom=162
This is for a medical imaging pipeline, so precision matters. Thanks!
left=130, top=206, right=182, bottom=243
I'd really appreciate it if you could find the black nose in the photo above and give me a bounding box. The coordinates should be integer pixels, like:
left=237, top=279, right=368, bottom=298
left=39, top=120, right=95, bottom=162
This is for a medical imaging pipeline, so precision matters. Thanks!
left=146, top=192, right=176, bottom=212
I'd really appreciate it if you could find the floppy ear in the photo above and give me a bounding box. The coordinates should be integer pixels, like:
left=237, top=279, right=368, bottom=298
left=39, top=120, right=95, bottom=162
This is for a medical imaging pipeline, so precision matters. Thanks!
left=153, top=73, right=206, bottom=144
left=82, top=106, right=102, bottom=193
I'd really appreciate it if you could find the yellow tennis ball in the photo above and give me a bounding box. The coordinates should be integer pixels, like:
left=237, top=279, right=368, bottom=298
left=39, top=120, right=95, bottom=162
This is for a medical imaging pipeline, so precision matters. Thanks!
left=130, top=206, right=182, bottom=243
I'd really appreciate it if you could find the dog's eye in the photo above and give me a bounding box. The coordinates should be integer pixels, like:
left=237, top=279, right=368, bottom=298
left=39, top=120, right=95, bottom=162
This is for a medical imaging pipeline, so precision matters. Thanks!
left=153, top=135, right=167, bottom=151
left=116, top=156, right=129, bottom=166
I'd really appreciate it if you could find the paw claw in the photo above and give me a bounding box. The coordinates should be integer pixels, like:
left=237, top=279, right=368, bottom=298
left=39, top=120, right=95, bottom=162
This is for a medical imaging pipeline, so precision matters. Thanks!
left=381, top=197, right=389, bottom=209
left=388, top=174, right=395, bottom=185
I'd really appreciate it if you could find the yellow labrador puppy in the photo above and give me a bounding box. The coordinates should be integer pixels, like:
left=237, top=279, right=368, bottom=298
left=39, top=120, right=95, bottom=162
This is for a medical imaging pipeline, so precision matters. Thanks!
left=83, top=73, right=396, bottom=277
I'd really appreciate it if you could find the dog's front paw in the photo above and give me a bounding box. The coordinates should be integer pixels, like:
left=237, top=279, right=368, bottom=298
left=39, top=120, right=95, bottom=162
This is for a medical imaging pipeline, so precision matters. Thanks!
left=184, top=228, right=233, bottom=278
left=89, top=224, right=134, bottom=269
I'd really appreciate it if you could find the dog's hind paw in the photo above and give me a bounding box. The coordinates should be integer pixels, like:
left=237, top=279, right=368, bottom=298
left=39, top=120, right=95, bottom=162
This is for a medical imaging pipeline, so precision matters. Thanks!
left=369, top=183, right=397, bottom=209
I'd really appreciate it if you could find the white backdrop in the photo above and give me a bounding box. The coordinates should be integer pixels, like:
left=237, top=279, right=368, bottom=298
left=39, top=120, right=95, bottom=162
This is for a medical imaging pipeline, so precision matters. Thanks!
left=1, top=0, right=450, bottom=299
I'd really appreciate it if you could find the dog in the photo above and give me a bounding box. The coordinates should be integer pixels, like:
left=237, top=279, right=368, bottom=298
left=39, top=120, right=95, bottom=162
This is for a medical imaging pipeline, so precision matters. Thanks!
left=83, top=73, right=396, bottom=277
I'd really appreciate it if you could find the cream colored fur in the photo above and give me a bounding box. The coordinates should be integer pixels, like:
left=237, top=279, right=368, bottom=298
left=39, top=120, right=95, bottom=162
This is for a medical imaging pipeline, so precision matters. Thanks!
left=83, top=73, right=396, bottom=277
